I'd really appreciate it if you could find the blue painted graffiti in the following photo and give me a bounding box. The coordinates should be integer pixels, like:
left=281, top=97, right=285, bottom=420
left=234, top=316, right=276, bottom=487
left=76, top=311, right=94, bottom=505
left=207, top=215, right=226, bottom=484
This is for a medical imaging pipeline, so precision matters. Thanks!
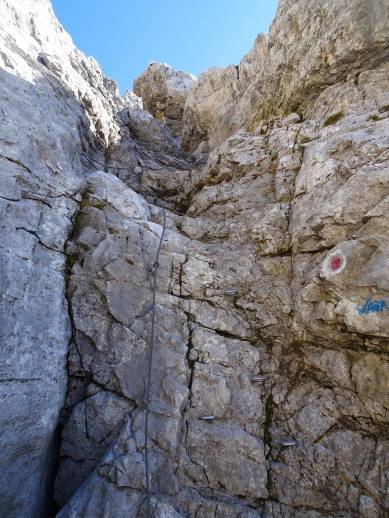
left=357, top=299, right=387, bottom=316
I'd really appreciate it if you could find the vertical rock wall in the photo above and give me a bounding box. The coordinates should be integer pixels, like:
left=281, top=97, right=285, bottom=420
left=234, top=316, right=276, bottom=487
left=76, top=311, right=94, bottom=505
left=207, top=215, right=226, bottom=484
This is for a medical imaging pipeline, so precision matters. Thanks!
left=0, top=0, right=137, bottom=514
left=0, top=0, right=388, bottom=517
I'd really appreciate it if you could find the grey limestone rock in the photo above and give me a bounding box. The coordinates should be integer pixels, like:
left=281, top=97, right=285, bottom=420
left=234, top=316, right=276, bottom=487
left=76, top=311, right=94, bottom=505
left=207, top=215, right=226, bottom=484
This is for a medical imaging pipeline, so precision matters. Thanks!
left=134, top=62, right=196, bottom=137
left=0, top=0, right=388, bottom=517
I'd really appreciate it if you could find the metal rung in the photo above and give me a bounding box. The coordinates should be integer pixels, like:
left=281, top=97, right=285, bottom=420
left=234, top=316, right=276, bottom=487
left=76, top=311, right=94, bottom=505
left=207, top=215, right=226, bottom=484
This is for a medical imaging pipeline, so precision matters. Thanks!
left=199, top=415, right=216, bottom=422
left=280, top=438, right=298, bottom=447
left=224, top=288, right=237, bottom=295
left=251, top=375, right=268, bottom=383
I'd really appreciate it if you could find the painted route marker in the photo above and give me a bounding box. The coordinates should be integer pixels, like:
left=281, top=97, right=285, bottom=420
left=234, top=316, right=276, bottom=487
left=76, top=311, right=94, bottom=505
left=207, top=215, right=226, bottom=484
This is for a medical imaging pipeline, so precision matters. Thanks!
left=357, top=299, right=387, bottom=316
left=323, top=250, right=346, bottom=276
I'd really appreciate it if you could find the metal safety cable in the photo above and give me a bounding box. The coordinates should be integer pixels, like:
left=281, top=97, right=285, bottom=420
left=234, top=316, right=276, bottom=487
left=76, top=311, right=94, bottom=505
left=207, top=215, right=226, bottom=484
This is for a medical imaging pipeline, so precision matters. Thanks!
left=145, top=202, right=166, bottom=517
left=80, top=151, right=167, bottom=516
left=80, top=152, right=133, bottom=171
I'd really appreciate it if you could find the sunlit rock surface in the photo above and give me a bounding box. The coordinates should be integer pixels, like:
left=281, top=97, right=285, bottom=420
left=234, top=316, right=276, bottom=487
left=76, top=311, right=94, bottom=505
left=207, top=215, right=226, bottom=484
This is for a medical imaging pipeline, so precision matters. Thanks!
left=134, top=62, right=195, bottom=137
left=0, top=0, right=388, bottom=517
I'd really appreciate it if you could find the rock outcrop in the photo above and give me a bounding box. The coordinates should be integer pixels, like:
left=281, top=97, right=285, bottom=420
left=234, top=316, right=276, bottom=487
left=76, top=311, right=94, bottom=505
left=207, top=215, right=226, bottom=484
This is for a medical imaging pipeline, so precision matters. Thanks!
left=180, top=0, right=389, bottom=152
left=0, top=0, right=388, bottom=517
left=134, top=63, right=195, bottom=137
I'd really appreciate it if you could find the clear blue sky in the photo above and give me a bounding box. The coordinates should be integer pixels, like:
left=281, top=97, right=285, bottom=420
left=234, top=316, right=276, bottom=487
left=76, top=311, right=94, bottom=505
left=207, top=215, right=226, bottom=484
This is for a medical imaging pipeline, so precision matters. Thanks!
left=52, top=1, right=278, bottom=94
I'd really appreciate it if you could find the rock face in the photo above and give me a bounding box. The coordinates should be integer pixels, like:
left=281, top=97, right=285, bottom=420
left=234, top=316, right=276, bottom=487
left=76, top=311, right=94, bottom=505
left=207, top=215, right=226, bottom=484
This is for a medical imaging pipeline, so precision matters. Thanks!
left=134, top=63, right=195, bottom=137
left=0, top=0, right=178, bottom=515
left=180, top=0, right=389, bottom=152
left=0, top=0, right=388, bottom=517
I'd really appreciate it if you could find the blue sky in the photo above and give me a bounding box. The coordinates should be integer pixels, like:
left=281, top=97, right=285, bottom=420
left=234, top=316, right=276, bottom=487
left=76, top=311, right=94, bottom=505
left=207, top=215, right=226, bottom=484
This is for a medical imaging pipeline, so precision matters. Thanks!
left=52, top=0, right=278, bottom=94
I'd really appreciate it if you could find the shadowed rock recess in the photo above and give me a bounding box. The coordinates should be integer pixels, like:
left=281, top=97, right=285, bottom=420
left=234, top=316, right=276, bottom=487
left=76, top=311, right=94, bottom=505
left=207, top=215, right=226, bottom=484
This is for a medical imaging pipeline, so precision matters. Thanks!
left=0, top=0, right=388, bottom=517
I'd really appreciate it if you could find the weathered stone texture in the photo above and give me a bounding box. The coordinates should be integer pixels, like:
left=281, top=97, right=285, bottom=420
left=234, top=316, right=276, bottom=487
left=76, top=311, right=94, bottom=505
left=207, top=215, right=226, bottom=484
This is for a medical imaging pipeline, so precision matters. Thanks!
left=179, top=0, right=389, bottom=152
left=0, top=0, right=388, bottom=517
left=134, top=63, right=195, bottom=137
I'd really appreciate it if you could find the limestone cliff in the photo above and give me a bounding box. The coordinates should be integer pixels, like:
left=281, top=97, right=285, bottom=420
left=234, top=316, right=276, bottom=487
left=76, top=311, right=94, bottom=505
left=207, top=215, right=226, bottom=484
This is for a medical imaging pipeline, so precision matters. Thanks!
left=0, top=1, right=388, bottom=517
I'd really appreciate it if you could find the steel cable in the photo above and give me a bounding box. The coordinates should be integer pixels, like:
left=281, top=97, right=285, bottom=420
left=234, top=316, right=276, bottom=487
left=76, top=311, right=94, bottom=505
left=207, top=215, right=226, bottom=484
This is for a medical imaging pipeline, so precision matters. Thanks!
left=80, top=151, right=167, bottom=516
left=144, top=201, right=166, bottom=517
left=80, top=152, right=135, bottom=171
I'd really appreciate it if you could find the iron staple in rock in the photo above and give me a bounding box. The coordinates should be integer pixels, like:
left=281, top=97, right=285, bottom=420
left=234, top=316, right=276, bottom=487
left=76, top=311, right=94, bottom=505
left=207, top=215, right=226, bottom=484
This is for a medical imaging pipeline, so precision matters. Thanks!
left=251, top=375, right=268, bottom=382
left=280, top=438, right=298, bottom=447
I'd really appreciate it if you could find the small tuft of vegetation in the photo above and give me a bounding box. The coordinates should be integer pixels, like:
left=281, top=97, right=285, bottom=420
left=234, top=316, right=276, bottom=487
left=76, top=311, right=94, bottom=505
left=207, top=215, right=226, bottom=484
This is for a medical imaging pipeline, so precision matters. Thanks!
left=91, top=199, right=106, bottom=210
left=72, top=191, right=90, bottom=233
left=73, top=211, right=85, bottom=234
left=299, top=134, right=312, bottom=144
left=296, top=109, right=304, bottom=122
left=324, top=111, right=344, bottom=126
left=79, top=193, right=90, bottom=209
left=266, top=472, right=278, bottom=500
left=64, top=254, right=76, bottom=290
left=368, top=114, right=380, bottom=122
left=155, top=110, right=165, bottom=122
